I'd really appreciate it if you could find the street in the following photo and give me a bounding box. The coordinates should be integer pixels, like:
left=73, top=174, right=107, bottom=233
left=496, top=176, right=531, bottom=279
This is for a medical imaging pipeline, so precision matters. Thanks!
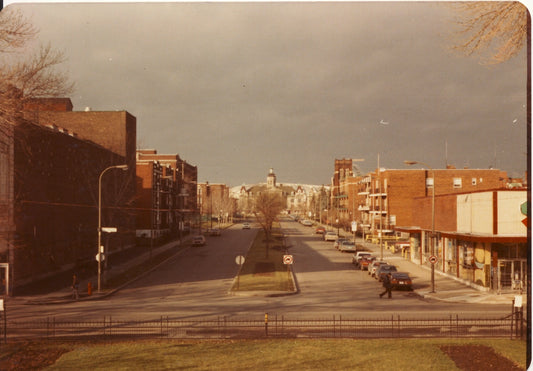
left=8, top=220, right=511, bottom=322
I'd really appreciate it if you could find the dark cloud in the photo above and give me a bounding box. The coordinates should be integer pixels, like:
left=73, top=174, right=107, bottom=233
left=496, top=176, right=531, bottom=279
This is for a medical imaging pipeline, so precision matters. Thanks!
left=11, top=2, right=528, bottom=185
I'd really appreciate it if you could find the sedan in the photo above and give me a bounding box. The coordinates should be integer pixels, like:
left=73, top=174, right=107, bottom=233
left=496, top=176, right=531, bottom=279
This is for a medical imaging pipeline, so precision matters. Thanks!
left=390, top=272, right=413, bottom=290
left=376, top=264, right=398, bottom=282
left=315, top=226, right=326, bottom=234
left=324, top=232, right=338, bottom=241
left=333, top=238, right=348, bottom=250
left=207, top=228, right=221, bottom=236
left=192, top=235, right=206, bottom=246
left=302, top=220, right=313, bottom=226
left=339, top=240, right=356, bottom=253
left=369, top=260, right=388, bottom=277
left=359, top=256, right=376, bottom=271
left=242, top=223, right=251, bottom=229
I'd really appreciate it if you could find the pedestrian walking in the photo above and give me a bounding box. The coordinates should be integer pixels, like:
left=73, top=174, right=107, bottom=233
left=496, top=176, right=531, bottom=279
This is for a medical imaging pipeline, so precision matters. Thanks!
left=379, top=272, right=392, bottom=299
left=71, top=273, right=79, bottom=300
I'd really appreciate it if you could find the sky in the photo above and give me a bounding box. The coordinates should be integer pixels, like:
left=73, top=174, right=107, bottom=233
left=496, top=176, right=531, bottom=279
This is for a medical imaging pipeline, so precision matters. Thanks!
left=4, top=1, right=529, bottom=186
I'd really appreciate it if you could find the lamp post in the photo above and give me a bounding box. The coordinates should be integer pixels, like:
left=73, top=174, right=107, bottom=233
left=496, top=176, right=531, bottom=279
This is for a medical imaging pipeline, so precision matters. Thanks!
left=404, top=160, right=436, bottom=293
left=97, top=164, right=128, bottom=293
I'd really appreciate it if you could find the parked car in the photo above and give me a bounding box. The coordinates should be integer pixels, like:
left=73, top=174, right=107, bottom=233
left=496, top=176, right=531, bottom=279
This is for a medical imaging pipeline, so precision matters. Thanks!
left=192, top=235, right=206, bottom=246
left=324, top=231, right=338, bottom=241
left=242, top=223, right=251, bottom=229
left=376, top=264, right=398, bottom=282
left=333, top=238, right=348, bottom=250
left=315, top=226, right=326, bottom=234
left=359, top=256, right=376, bottom=271
left=369, top=260, right=388, bottom=277
left=207, top=228, right=221, bottom=236
left=390, top=272, right=413, bottom=290
left=302, top=220, right=313, bottom=226
left=339, top=240, right=356, bottom=252
left=352, top=251, right=372, bottom=265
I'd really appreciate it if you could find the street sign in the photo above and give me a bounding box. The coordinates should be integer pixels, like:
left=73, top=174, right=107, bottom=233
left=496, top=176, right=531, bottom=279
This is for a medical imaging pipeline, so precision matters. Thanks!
left=95, top=253, right=105, bottom=262
left=101, top=227, right=117, bottom=233
left=428, top=255, right=438, bottom=265
left=283, top=255, right=293, bottom=265
left=235, top=255, right=245, bottom=265
left=351, top=221, right=357, bottom=232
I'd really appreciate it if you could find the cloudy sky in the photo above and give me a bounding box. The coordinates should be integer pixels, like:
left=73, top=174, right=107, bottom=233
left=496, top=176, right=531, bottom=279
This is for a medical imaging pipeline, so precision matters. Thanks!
left=6, top=2, right=529, bottom=186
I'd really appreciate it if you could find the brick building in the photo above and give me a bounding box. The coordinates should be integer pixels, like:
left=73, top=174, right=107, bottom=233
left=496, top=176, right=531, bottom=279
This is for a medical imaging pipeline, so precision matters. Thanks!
left=0, top=98, right=137, bottom=293
left=197, top=182, right=232, bottom=226
left=351, top=167, right=508, bottom=236
left=135, top=150, right=198, bottom=242
left=397, top=189, right=527, bottom=292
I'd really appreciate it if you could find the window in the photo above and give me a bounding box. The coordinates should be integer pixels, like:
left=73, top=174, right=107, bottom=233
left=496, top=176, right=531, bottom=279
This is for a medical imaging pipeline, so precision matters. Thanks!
left=453, top=178, right=462, bottom=189
left=472, top=178, right=477, bottom=185
left=425, top=177, right=434, bottom=188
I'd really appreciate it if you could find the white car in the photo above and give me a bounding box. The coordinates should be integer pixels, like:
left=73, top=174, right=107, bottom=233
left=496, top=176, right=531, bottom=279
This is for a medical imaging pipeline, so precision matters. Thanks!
left=324, top=232, right=338, bottom=241
left=242, top=223, right=251, bottom=229
left=192, top=235, right=206, bottom=246
left=302, top=220, right=313, bottom=226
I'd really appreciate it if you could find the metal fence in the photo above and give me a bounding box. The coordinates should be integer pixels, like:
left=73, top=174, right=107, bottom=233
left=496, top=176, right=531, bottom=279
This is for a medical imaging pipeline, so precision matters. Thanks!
left=1, top=313, right=526, bottom=341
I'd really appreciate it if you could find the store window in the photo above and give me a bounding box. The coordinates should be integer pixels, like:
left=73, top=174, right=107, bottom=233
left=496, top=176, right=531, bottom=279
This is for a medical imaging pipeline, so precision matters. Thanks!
left=453, top=178, right=462, bottom=189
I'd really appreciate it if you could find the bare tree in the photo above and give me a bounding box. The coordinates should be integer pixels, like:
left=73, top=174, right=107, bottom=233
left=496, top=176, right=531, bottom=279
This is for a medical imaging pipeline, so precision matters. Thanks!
left=0, top=8, right=73, bottom=121
left=253, top=191, right=285, bottom=258
left=450, top=1, right=528, bottom=65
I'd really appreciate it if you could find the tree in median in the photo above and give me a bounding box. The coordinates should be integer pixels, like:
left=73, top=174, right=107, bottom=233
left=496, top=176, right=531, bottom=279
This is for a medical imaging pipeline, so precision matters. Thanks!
left=253, top=191, right=285, bottom=258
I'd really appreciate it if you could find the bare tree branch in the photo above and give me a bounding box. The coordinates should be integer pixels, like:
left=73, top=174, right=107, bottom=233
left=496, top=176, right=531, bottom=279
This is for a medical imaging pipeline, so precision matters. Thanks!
left=450, top=1, right=528, bottom=65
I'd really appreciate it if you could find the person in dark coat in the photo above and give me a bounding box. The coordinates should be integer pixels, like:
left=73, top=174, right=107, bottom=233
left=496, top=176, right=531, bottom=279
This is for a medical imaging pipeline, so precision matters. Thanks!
left=379, top=272, right=392, bottom=299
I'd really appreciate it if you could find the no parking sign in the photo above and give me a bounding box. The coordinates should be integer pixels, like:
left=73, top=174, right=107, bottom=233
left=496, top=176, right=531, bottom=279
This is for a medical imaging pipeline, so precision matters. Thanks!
left=283, top=255, right=293, bottom=265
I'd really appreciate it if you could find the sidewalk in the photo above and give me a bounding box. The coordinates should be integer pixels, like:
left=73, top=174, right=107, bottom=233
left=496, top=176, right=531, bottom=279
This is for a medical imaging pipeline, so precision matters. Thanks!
left=353, top=235, right=526, bottom=307
left=14, top=237, right=193, bottom=306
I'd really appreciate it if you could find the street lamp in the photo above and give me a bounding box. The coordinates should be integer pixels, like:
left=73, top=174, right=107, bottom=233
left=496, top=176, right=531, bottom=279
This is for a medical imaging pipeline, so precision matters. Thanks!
left=404, top=160, right=436, bottom=293
left=97, top=164, right=128, bottom=293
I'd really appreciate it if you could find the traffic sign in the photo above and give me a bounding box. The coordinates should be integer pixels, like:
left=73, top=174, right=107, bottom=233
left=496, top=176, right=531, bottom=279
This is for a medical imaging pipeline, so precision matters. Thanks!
left=235, top=255, right=245, bottom=265
left=283, top=255, right=293, bottom=265
left=428, top=255, right=438, bottom=265
left=95, top=253, right=105, bottom=262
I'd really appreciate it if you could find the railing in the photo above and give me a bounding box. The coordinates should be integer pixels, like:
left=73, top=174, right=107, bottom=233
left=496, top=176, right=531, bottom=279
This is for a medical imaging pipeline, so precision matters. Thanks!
left=2, top=314, right=525, bottom=341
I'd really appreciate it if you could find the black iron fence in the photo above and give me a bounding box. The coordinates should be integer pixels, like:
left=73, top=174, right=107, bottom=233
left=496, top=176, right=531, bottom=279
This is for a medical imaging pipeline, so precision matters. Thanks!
left=1, top=313, right=526, bottom=341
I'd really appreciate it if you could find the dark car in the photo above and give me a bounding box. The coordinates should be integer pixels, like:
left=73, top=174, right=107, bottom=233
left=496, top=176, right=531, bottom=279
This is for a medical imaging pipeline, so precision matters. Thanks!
left=390, top=272, right=413, bottom=290
left=315, top=226, right=326, bottom=234
left=207, top=228, right=221, bottom=236
left=376, top=264, right=398, bottom=281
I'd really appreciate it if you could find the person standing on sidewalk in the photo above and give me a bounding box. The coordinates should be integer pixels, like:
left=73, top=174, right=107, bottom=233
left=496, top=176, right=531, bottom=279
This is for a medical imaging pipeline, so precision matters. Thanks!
left=71, top=273, right=79, bottom=300
left=379, top=272, right=392, bottom=299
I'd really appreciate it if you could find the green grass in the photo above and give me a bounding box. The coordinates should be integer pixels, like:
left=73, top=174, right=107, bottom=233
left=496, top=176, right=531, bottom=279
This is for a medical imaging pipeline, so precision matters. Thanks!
left=2, top=338, right=524, bottom=370
left=231, top=224, right=294, bottom=292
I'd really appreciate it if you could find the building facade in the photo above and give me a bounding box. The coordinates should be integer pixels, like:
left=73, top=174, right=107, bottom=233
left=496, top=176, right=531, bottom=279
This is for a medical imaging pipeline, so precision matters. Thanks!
left=135, top=150, right=198, bottom=243
left=396, top=189, right=527, bottom=292
left=1, top=98, right=137, bottom=293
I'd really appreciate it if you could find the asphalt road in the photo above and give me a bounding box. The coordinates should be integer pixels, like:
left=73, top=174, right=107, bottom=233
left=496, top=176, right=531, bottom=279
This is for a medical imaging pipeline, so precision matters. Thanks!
left=9, top=220, right=511, bottom=322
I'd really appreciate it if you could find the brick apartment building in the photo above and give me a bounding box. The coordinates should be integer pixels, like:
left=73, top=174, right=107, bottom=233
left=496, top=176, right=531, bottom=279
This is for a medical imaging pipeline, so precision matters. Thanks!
left=0, top=98, right=137, bottom=294
left=347, top=166, right=508, bottom=235
left=135, top=150, right=198, bottom=243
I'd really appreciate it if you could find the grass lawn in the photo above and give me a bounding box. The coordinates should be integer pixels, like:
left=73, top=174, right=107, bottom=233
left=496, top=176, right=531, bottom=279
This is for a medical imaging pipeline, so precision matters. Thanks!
left=1, top=338, right=527, bottom=370
left=230, top=224, right=295, bottom=292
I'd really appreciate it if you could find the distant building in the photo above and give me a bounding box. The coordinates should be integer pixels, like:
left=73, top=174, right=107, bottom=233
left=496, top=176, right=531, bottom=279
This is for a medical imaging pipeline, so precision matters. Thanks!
left=135, top=150, right=198, bottom=243
left=197, top=182, right=233, bottom=225
left=232, top=168, right=325, bottom=218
